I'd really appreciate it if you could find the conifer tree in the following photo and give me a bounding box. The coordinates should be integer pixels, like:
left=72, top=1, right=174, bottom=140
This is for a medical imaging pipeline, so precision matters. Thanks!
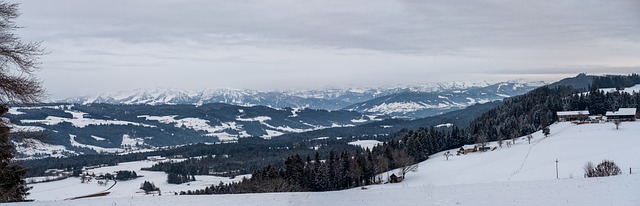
left=0, top=1, right=45, bottom=202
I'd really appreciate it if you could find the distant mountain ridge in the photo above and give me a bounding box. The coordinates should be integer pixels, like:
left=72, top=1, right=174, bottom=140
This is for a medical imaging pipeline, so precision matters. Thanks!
left=57, top=80, right=545, bottom=114
left=343, top=81, right=545, bottom=118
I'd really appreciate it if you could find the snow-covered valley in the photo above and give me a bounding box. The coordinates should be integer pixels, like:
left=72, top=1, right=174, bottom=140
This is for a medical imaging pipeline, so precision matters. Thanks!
left=12, top=121, right=640, bottom=206
left=6, top=103, right=376, bottom=158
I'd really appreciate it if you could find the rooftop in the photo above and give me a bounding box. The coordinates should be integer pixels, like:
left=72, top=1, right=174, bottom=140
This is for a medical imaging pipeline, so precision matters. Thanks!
left=606, top=108, right=637, bottom=116
left=557, top=111, right=590, bottom=116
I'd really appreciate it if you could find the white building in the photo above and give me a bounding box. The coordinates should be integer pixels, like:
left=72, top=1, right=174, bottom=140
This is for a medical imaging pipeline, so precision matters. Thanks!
left=147, top=156, right=166, bottom=161
left=556, top=110, right=590, bottom=122
left=606, top=108, right=637, bottom=122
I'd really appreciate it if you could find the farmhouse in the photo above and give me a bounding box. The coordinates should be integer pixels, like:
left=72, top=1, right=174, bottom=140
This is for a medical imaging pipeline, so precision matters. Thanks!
left=146, top=156, right=166, bottom=161
left=556, top=110, right=590, bottom=122
left=606, top=108, right=637, bottom=122
left=44, top=169, right=69, bottom=177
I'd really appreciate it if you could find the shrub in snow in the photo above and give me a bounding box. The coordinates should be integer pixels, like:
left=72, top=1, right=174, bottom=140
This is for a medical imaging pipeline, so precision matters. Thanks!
left=614, top=120, right=621, bottom=130
left=584, top=160, right=622, bottom=178
left=140, top=181, right=160, bottom=194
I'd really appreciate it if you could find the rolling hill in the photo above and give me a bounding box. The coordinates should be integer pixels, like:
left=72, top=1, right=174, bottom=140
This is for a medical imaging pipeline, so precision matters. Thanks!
left=17, top=120, right=640, bottom=206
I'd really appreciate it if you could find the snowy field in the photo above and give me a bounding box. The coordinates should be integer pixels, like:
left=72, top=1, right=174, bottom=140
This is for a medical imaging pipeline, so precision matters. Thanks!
left=348, top=140, right=383, bottom=150
left=599, top=84, right=640, bottom=94
left=11, top=121, right=640, bottom=206
left=26, top=160, right=249, bottom=201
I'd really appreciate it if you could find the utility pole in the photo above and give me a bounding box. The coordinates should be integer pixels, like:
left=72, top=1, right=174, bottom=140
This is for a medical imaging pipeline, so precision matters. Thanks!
left=556, top=159, right=560, bottom=179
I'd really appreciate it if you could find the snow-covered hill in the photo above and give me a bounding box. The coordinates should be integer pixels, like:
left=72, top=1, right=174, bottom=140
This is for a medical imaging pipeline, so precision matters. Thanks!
left=344, top=81, right=545, bottom=118
left=403, top=121, right=640, bottom=185
left=14, top=121, right=640, bottom=206
left=17, top=175, right=638, bottom=206
left=26, top=160, right=250, bottom=201
left=7, top=103, right=376, bottom=159
left=57, top=80, right=545, bottom=113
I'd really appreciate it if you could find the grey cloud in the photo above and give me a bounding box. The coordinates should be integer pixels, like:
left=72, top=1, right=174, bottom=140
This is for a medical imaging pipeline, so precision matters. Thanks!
left=485, top=66, right=640, bottom=75
left=16, top=0, right=640, bottom=53
left=9, top=0, right=640, bottom=98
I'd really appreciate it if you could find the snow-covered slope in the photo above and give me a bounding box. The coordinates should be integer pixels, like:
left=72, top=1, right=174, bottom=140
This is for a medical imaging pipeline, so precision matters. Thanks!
left=599, top=84, right=640, bottom=94
left=344, top=81, right=545, bottom=118
left=7, top=103, right=375, bottom=159
left=15, top=175, right=638, bottom=206
left=14, top=121, right=640, bottom=206
left=402, top=121, right=640, bottom=185
left=27, top=160, right=249, bottom=201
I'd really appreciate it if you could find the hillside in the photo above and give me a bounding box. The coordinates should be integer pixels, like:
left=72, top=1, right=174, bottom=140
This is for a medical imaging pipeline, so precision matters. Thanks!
left=405, top=121, right=639, bottom=185
left=7, top=103, right=376, bottom=158
left=547, top=73, right=595, bottom=90
left=14, top=121, right=640, bottom=205
left=26, top=160, right=250, bottom=201
left=277, top=100, right=502, bottom=140
left=344, top=81, right=542, bottom=118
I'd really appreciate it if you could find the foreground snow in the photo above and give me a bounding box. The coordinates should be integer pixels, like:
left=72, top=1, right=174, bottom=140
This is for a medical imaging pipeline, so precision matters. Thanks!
left=408, top=121, right=640, bottom=185
left=11, top=174, right=640, bottom=206
left=26, top=160, right=249, bottom=201
left=12, top=121, right=640, bottom=205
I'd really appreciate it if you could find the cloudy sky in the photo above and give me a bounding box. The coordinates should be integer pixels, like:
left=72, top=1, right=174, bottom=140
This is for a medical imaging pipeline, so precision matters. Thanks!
left=11, top=0, right=640, bottom=98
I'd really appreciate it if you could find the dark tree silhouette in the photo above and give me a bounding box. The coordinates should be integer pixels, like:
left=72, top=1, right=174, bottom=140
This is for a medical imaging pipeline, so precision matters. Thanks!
left=614, top=120, right=621, bottom=130
left=584, top=160, right=622, bottom=178
left=0, top=1, right=45, bottom=202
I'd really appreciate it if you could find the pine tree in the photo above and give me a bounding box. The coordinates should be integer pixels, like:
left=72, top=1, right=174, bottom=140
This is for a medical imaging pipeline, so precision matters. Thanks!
left=541, top=110, right=550, bottom=137
left=0, top=1, right=45, bottom=202
left=543, top=127, right=550, bottom=137
left=0, top=117, right=30, bottom=202
left=140, top=181, right=158, bottom=193
left=496, top=128, right=504, bottom=148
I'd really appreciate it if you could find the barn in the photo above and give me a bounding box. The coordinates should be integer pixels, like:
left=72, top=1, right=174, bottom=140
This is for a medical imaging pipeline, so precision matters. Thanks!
left=556, top=110, right=590, bottom=122
left=606, top=108, right=637, bottom=122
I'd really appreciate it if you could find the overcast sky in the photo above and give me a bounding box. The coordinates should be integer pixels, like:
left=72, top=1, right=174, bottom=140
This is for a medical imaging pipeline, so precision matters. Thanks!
left=11, top=0, right=640, bottom=98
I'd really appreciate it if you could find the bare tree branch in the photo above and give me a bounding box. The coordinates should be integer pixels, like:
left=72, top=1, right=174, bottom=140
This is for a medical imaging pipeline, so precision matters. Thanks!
left=0, top=2, right=45, bottom=105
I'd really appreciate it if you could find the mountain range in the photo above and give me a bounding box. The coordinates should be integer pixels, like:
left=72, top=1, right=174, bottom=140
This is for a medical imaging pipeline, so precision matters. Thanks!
left=58, top=80, right=545, bottom=119
left=344, top=81, right=543, bottom=118
left=5, top=80, right=549, bottom=159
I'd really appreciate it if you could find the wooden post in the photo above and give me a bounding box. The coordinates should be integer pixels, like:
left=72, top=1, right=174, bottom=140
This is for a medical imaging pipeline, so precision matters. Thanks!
left=556, top=159, right=560, bottom=179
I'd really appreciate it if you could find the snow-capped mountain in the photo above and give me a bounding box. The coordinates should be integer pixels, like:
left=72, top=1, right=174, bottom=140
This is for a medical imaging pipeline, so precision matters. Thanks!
left=60, top=87, right=380, bottom=110
left=344, top=81, right=546, bottom=118
left=56, top=80, right=544, bottom=111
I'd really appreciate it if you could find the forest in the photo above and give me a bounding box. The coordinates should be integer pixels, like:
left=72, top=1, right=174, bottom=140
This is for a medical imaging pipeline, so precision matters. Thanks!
left=18, top=74, right=640, bottom=195
left=181, top=74, right=640, bottom=194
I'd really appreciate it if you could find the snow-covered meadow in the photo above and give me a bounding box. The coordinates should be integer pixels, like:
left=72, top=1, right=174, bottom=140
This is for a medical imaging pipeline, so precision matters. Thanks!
left=11, top=120, right=640, bottom=206
left=26, top=160, right=249, bottom=201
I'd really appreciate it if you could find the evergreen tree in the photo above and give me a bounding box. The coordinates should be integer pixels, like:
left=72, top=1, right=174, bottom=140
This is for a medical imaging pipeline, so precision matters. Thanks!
left=140, top=181, right=158, bottom=193
left=0, top=1, right=45, bottom=202
left=541, top=110, right=550, bottom=137
left=496, top=128, right=504, bottom=148
left=0, top=118, right=30, bottom=202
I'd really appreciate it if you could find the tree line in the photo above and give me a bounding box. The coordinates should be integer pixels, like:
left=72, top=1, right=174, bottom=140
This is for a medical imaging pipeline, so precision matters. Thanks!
left=181, top=139, right=418, bottom=195
left=182, top=75, right=640, bottom=195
